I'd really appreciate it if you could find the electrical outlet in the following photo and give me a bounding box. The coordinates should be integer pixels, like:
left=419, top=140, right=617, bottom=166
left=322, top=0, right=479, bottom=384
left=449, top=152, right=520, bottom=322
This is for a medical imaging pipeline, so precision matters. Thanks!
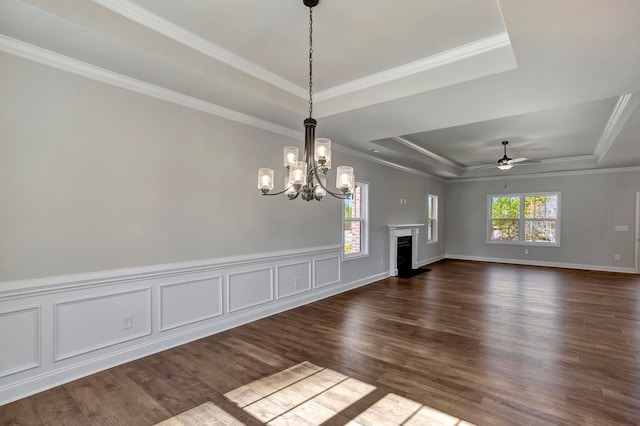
left=524, top=249, right=529, bottom=255
left=379, top=258, right=383, bottom=265
left=614, top=254, right=621, bottom=261
left=294, top=277, right=300, bottom=288
left=122, top=314, right=132, bottom=330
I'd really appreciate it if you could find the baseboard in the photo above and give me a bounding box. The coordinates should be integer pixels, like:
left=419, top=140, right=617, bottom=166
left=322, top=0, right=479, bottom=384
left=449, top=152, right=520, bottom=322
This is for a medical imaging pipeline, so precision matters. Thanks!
left=417, top=255, right=445, bottom=268
left=444, top=254, right=637, bottom=274
left=0, top=249, right=387, bottom=406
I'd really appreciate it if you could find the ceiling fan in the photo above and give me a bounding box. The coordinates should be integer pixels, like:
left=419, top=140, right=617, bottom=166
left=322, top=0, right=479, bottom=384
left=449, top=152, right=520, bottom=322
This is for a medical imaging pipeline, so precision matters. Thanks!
left=491, top=140, right=540, bottom=170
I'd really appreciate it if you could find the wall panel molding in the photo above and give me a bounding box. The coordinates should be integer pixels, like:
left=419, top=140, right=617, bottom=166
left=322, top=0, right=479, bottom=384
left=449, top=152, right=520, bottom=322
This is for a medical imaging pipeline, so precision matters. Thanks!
left=0, top=306, right=40, bottom=378
left=313, top=256, right=341, bottom=288
left=159, top=276, right=223, bottom=332
left=0, top=245, right=356, bottom=405
left=54, top=288, right=152, bottom=361
left=227, top=268, right=274, bottom=313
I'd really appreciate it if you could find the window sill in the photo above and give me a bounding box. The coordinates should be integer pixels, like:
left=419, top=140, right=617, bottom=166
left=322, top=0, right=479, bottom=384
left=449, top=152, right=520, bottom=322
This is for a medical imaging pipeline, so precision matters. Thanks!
left=343, top=252, right=370, bottom=262
left=426, top=240, right=438, bottom=246
left=486, top=240, right=560, bottom=248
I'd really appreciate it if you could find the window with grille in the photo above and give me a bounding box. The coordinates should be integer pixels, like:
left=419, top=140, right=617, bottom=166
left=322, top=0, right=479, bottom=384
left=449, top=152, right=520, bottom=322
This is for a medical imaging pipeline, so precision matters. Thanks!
left=488, top=193, right=560, bottom=246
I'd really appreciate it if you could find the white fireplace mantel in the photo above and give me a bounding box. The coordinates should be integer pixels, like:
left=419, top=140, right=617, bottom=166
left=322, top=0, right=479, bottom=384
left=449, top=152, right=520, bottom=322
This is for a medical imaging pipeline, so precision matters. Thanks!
left=388, top=224, right=424, bottom=276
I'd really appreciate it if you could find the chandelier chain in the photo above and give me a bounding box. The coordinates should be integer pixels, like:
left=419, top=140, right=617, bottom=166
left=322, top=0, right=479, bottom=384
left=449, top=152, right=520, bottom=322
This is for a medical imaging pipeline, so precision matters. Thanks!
left=308, top=6, right=313, bottom=118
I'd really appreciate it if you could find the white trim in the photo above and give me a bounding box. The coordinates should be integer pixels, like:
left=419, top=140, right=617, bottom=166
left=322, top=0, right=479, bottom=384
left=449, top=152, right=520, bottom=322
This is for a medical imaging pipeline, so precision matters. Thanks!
left=0, top=305, right=41, bottom=378
left=391, top=137, right=462, bottom=177
left=427, top=194, right=439, bottom=244
left=448, top=165, right=640, bottom=183
left=487, top=192, right=561, bottom=247
left=0, top=264, right=383, bottom=406
left=332, top=144, right=445, bottom=181
left=388, top=225, right=424, bottom=276
left=0, top=244, right=341, bottom=298
left=343, top=182, right=370, bottom=261
left=92, top=0, right=306, bottom=99
left=464, top=155, right=597, bottom=172
left=53, top=288, right=152, bottom=361
left=315, top=33, right=511, bottom=101
left=0, top=34, right=302, bottom=141
left=417, top=254, right=446, bottom=268
left=445, top=254, right=637, bottom=274
left=595, top=94, right=639, bottom=163
left=635, top=192, right=640, bottom=273
left=159, top=276, right=224, bottom=332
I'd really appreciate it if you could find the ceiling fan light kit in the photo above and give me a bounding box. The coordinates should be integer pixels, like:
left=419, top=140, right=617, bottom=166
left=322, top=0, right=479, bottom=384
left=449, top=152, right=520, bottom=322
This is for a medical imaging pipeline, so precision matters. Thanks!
left=257, top=0, right=354, bottom=201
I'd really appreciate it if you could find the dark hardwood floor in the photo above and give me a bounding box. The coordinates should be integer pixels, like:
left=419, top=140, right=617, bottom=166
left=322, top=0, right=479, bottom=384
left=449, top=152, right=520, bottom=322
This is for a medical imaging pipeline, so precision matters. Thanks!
left=3, top=260, right=640, bottom=425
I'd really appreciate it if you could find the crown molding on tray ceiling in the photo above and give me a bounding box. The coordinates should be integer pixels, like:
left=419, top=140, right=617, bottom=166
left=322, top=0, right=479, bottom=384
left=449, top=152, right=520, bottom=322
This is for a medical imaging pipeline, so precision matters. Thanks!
left=449, top=164, right=640, bottom=183
left=0, top=34, right=303, bottom=141
left=314, top=33, right=511, bottom=101
left=93, top=0, right=307, bottom=99
left=594, top=93, right=638, bottom=164
left=93, top=0, right=511, bottom=105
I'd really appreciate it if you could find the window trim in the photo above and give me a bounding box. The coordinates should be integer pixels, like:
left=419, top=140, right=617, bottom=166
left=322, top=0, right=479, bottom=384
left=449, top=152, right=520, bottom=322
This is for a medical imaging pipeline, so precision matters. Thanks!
left=427, top=194, right=438, bottom=245
left=486, top=192, right=561, bottom=247
left=342, top=181, right=369, bottom=261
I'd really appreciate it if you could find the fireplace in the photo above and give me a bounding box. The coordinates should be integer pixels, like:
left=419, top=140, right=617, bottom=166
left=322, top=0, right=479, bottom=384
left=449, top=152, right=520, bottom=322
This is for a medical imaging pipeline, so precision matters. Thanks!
left=388, top=224, right=424, bottom=276
left=396, top=236, right=412, bottom=272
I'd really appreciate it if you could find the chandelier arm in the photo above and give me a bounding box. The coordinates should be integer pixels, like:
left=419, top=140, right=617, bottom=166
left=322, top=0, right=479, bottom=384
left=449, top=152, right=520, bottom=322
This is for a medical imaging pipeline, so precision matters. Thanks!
left=261, top=187, right=295, bottom=197
left=311, top=166, right=351, bottom=199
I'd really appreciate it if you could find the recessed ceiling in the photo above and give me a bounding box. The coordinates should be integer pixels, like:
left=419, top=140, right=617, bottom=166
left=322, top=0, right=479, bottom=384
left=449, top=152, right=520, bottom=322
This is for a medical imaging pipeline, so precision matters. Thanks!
left=2, top=0, right=639, bottom=179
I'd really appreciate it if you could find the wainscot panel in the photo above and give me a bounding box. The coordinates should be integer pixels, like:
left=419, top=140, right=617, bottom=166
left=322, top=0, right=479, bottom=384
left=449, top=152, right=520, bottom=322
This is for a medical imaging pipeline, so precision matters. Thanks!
left=227, top=268, right=273, bottom=313
left=0, top=306, right=40, bottom=378
left=160, top=276, right=223, bottom=332
left=314, top=256, right=341, bottom=288
left=0, top=245, right=389, bottom=405
left=54, top=288, right=152, bottom=361
left=277, top=261, right=312, bottom=299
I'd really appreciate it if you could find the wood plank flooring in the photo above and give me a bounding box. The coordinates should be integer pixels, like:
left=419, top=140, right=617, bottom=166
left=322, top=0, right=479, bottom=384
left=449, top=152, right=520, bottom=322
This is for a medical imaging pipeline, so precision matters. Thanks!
left=3, top=260, right=640, bottom=425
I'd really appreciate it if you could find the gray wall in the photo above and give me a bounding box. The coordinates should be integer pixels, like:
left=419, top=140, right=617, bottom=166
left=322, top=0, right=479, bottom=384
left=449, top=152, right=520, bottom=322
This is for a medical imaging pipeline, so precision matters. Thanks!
left=338, top=153, right=446, bottom=285
left=445, top=171, right=640, bottom=269
left=0, top=52, right=444, bottom=282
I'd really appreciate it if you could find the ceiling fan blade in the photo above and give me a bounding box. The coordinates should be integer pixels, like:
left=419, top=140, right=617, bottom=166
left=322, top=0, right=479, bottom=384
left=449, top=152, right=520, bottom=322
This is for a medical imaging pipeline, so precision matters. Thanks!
left=514, top=159, right=542, bottom=164
left=511, top=158, right=528, bottom=163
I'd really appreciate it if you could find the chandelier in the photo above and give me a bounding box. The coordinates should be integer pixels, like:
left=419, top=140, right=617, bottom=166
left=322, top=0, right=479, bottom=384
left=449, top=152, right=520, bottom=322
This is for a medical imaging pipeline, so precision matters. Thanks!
left=257, top=0, right=354, bottom=201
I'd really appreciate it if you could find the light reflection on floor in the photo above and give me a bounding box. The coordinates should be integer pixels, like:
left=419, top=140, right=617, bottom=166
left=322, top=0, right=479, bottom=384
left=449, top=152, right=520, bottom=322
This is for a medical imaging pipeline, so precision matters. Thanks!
left=156, top=361, right=476, bottom=425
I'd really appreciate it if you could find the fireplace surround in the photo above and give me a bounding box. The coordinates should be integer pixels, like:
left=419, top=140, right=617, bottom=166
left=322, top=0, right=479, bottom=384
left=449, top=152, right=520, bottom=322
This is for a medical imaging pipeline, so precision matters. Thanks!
left=388, top=224, right=424, bottom=276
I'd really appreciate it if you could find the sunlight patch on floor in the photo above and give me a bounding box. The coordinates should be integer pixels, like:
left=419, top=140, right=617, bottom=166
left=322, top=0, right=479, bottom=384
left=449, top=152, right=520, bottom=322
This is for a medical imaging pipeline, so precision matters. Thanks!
left=157, top=361, right=476, bottom=425
left=155, top=401, right=243, bottom=426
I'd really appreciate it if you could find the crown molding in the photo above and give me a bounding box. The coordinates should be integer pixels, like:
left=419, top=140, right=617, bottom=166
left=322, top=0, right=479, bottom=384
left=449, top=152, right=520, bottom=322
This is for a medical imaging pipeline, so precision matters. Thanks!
left=595, top=93, right=638, bottom=163
left=447, top=165, right=640, bottom=183
left=92, top=0, right=511, bottom=105
left=93, top=0, right=307, bottom=99
left=391, top=136, right=463, bottom=176
left=315, top=33, right=511, bottom=101
left=464, top=154, right=597, bottom=171
left=0, top=34, right=302, bottom=141
left=332, top=144, right=444, bottom=182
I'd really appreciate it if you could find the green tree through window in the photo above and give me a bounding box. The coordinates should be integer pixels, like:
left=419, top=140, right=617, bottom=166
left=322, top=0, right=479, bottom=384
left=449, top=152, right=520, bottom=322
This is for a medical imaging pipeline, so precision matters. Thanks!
left=488, top=193, right=560, bottom=246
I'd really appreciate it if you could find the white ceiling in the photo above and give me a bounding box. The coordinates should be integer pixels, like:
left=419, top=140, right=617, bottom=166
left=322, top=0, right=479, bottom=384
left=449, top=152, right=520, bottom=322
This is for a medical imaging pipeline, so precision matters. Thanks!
left=2, top=0, right=639, bottom=179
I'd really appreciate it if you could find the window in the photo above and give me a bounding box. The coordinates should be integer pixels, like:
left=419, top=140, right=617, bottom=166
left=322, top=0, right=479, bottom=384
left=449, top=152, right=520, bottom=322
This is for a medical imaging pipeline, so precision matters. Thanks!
left=427, top=194, right=438, bottom=243
left=343, top=182, right=369, bottom=259
left=488, top=192, right=560, bottom=246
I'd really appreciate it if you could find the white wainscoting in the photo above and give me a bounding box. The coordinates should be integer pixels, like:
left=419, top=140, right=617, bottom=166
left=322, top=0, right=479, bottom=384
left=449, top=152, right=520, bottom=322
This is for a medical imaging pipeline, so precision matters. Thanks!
left=0, top=306, right=40, bottom=378
left=0, top=244, right=385, bottom=405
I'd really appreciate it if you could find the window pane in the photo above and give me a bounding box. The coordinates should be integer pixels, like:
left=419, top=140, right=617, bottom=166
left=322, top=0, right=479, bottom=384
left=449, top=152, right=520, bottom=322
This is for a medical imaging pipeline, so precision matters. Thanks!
left=524, top=195, right=559, bottom=219
left=492, top=196, right=520, bottom=219
left=427, top=219, right=433, bottom=241
left=490, top=219, right=519, bottom=241
left=344, top=185, right=361, bottom=219
left=525, top=220, right=556, bottom=243
left=344, top=220, right=362, bottom=254
left=545, top=195, right=557, bottom=219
